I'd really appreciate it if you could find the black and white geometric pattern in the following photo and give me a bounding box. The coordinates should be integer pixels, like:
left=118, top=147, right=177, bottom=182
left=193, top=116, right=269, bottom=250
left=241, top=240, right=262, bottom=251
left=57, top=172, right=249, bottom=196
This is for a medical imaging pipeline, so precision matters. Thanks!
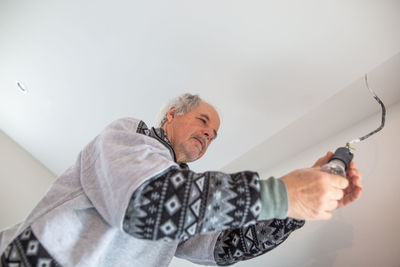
left=214, top=218, right=305, bottom=265
left=133, top=121, right=304, bottom=264
left=136, top=121, right=179, bottom=163
left=136, top=120, right=151, bottom=136
left=123, top=168, right=261, bottom=241
left=1, top=227, right=60, bottom=267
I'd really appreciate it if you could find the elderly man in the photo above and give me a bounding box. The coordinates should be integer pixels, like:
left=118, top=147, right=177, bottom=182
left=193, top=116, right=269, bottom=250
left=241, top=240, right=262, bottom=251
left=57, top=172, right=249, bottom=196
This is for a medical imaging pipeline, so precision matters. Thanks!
left=0, top=94, right=362, bottom=267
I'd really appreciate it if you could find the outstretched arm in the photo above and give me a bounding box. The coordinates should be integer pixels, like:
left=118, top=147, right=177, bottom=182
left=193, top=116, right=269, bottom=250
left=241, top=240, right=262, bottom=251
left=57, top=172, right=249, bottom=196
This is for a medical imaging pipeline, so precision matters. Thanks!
left=177, top=152, right=363, bottom=265
left=123, top=168, right=262, bottom=241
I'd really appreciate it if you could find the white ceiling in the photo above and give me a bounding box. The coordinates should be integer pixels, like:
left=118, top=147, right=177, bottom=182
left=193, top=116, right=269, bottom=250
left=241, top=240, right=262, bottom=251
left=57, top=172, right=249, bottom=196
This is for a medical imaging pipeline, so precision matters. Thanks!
left=223, top=52, right=400, bottom=174
left=0, top=0, right=399, bottom=175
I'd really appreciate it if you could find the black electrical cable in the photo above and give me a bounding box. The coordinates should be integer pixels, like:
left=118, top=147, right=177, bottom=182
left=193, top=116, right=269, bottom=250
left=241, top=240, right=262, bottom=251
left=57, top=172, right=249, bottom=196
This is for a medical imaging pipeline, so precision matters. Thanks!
left=348, top=74, right=386, bottom=145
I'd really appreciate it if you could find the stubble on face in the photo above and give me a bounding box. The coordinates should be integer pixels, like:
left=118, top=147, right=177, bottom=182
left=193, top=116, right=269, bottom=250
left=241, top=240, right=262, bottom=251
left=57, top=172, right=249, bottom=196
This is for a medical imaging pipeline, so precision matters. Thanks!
left=175, top=142, right=200, bottom=163
left=176, top=134, right=207, bottom=163
left=163, top=101, right=220, bottom=164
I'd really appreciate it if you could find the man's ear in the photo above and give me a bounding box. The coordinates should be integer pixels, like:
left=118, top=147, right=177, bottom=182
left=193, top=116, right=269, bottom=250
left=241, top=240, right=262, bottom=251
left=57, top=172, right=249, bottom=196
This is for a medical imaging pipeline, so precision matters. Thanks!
left=166, top=106, right=176, bottom=123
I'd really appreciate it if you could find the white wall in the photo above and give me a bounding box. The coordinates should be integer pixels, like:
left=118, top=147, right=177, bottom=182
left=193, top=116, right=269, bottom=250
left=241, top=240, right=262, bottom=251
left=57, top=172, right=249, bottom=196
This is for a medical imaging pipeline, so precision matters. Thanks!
left=0, top=130, right=56, bottom=230
left=211, top=100, right=399, bottom=267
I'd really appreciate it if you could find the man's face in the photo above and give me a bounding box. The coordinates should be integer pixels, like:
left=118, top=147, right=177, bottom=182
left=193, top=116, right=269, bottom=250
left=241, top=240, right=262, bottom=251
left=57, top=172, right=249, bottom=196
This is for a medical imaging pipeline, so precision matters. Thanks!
left=163, top=101, right=220, bottom=163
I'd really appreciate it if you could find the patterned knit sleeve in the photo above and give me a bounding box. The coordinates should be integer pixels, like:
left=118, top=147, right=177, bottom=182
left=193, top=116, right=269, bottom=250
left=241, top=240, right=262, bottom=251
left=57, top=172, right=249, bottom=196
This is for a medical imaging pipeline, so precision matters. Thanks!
left=213, top=218, right=305, bottom=266
left=122, top=168, right=262, bottom=241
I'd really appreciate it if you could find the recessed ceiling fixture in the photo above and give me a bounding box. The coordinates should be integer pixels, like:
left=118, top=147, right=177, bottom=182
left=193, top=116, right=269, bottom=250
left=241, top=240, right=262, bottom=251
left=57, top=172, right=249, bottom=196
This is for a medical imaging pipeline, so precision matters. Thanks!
left=16, top=81, right=28, bottom=93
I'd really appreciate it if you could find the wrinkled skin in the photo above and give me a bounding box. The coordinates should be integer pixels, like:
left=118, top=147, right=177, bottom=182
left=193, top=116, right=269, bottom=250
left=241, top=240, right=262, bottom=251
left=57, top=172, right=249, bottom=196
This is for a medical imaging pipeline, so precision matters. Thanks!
left=282, top=152, right=363, bottom=220
left=163, top=101, right=220, bottom=163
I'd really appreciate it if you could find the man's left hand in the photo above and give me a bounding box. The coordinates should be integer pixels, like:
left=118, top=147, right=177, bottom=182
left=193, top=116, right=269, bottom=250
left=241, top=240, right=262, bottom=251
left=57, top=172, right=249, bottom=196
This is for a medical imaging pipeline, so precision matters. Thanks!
left=312, top=152, right=363, bottom=209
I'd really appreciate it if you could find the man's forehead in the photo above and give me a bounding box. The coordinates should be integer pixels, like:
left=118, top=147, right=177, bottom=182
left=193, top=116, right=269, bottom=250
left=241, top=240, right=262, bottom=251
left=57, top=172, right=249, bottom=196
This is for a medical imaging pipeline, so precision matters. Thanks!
left=196, top=102, right=219, bottom=118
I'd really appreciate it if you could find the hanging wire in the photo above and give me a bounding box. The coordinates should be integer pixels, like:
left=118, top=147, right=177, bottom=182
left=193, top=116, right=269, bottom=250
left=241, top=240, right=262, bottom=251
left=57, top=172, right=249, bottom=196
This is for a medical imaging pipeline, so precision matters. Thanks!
left=348, top=74, right=386, bottom=146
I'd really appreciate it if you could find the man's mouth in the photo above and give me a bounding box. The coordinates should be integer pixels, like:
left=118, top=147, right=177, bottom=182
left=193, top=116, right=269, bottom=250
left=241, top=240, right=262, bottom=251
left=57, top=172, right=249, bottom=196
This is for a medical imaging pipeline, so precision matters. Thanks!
left=193, top=137, right=204, bottom=150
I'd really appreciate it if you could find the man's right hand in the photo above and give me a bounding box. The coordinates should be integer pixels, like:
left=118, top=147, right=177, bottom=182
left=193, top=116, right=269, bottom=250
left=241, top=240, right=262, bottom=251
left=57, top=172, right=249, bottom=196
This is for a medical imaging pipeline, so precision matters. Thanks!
left=281, top=168, right=349, bottom=220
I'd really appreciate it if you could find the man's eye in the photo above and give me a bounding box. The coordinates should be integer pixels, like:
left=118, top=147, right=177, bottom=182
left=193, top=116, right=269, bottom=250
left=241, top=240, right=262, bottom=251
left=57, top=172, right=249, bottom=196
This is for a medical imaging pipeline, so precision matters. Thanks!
left=198, top=118, right=206, bottom=124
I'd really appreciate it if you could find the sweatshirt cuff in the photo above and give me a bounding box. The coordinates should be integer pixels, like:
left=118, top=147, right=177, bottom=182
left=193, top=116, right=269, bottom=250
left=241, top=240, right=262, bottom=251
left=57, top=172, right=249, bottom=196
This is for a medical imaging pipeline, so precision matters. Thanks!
left=258, top=177, right=289, bottom=220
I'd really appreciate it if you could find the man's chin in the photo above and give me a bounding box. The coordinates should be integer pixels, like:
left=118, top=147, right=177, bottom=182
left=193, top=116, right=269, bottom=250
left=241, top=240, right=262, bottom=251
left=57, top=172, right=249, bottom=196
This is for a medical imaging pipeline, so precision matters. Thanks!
left=177, top=152, right=203, bottom=163
left=175, top=145, right=204, bottom=163
left=181, top=155, right=201, bottom=163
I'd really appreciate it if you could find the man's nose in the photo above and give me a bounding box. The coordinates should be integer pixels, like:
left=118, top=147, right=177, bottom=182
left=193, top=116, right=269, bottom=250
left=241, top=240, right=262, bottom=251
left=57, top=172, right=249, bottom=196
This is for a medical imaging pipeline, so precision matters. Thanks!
left=202, top=128, right=214, bottom=141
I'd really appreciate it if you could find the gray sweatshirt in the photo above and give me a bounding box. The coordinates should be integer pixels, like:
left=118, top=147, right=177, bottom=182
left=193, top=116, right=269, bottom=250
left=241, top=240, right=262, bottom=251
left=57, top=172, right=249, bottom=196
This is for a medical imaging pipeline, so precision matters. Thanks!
left=0, top=118, right=304, bottom=267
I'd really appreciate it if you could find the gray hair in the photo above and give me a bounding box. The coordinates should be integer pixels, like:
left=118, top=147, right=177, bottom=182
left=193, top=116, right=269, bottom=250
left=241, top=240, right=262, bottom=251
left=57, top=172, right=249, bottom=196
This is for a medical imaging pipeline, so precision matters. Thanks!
left=156, top=93, right=202, bottom=127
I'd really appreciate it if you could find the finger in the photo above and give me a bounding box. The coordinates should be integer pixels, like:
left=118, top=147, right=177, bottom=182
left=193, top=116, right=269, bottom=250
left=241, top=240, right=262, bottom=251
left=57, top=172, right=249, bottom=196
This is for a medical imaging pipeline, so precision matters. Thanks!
left=312, top=151, right=333, bottom=168
left=353, top=187, right=363, bottom=200
left=329, top=175, right=349, bottom=189
left=310, top=210, right=332, bottom=220
left=349, top=174, right=363, bottom=188
left=319, top=211, right=333, bottom=220
left=328, top=188, right=344, bottom=200
left=347, top=166, right=361, bottom=178
left=348, top=169, right=363, bottom=188
left=323, top=200, right=338, bottom=211
left=349, top=161, right=358, bottom=169
left=348, top=186, right=363, bottom=201
left=341, top=186, right=362, bottom=206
